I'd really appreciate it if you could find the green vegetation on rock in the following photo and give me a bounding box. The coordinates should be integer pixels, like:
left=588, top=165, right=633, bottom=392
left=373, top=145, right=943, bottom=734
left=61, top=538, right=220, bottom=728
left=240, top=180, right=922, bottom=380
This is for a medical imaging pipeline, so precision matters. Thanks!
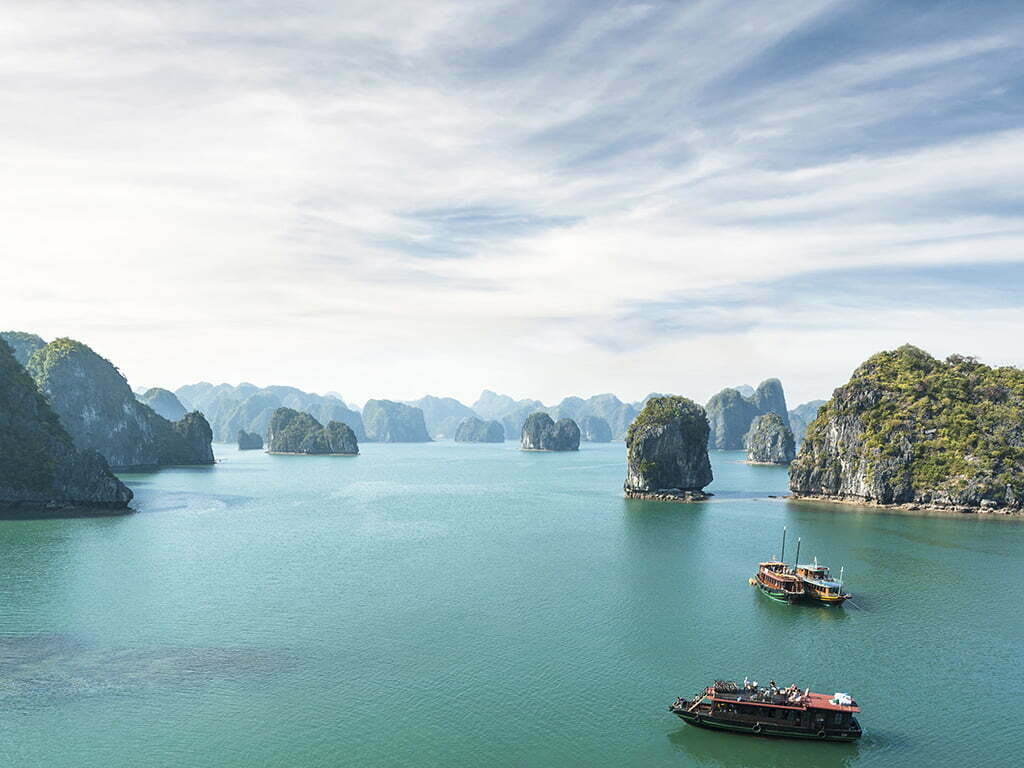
left=26, top=337, right=213, bottom=469
left=790, top=345, right=1024, bottom=510
left=266, top=408, right=358, bottom=454
left=0, top=339, right=132, bottom=509
left=624, top=396, right=712, bottom=494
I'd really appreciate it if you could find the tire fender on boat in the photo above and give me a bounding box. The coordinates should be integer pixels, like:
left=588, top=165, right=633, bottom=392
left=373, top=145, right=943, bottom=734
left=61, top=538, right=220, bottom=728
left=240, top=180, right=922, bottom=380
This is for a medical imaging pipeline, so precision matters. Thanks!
left=752, top=723, right=762, bottom=734
left=693, top=714, right=701, bottom=724
left=817, top=729, right=827, bottom=739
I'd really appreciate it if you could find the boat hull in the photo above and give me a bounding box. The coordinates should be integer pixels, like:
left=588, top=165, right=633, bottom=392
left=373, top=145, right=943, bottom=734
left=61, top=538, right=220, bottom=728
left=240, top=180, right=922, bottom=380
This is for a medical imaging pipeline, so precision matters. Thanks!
left=672, top=708, right=861, bottom=742
left=755, top=580, right=803, bottom=604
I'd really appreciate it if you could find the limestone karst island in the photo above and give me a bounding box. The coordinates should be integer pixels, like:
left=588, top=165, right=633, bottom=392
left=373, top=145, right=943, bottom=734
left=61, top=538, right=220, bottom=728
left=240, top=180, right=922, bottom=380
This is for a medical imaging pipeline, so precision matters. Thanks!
left=3, top=4, right=1022, bottom=766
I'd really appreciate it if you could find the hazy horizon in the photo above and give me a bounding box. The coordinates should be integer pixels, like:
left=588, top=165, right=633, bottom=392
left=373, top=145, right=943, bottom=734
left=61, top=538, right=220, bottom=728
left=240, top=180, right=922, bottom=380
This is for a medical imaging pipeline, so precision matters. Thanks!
left=5, top=1, right=1023, bottom=407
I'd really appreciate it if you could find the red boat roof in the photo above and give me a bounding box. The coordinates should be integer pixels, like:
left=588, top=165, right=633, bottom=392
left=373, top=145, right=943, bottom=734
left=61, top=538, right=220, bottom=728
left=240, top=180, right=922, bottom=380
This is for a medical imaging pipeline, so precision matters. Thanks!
left=804, top=692, right=860, bottom=712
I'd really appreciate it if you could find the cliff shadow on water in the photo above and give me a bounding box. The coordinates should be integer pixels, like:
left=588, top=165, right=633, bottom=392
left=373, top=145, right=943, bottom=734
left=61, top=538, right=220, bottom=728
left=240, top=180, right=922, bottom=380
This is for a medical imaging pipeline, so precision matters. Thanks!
left=0, top=503, right=135, bottom=521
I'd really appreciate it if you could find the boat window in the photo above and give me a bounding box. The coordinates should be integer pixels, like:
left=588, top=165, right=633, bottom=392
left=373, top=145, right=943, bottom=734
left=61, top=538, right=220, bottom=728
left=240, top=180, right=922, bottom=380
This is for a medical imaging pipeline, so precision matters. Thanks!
left=780, top=709, right=789, bottom=720
left=767, top=708, right=776, bottom=718
left=833, top=712, right=844, bottom=725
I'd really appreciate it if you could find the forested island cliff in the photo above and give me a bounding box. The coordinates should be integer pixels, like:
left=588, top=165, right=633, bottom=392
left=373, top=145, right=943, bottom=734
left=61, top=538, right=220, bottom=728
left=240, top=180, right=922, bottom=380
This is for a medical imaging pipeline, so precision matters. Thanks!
left=0, top=339, right=133, bottom=511
left=790, top=345, right=1024, bottom=513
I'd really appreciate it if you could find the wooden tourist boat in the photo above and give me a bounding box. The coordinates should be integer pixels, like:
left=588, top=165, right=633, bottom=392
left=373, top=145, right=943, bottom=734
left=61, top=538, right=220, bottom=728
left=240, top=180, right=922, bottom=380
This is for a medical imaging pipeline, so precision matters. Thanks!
left=752, top=527, right=804, bottom=603
left=752, top=529, right=852, bottom=606
left=795, top=559, right=851, bottom=605
left=669, top=679, right=862, bottom=742
left=754, top=560, right=805, bottom=603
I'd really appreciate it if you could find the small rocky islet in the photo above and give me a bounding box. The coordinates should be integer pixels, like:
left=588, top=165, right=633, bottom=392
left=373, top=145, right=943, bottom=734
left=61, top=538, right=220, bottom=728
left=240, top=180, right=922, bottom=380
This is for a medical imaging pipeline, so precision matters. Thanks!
left=362, top=399, right=431, bottom=443
left=265, top=408, right=358, bottom=455
left=237, top=430, right=263, bottom=450
left=623, top=395, right=713, bottom=502
left=705, top=378, right=790, bottom=450
left=453, top=416, right=504, bottom=443
left=745, top=412, right=796, bottom=465
left=520, top=412, right=580, bottom=451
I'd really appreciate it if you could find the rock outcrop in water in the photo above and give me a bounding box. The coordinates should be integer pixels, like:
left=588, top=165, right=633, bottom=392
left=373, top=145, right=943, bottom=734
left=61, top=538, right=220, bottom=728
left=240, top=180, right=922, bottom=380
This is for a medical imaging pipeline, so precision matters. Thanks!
left=578, top=415, right=612, bottom=442
left=453, top=416, right=504, bottom=443
left=0, top=331, right=46, bottom=367
left=26, top=338, right=214, bottom=469
left=362, top=400, right=431, bottom=442
left=265, top=408, right=358, bottom=454
left=706, top=378, right=790, bottom=449
left=624, top=396, right=713, bottom=501
left=138, top=387, right=187, bottom=421
left=173, top=382, right=365, bottom=443
left=520, top=412, right=580, bottom=451
left=789, top=345, right=1024, bottom=513
left=745, top=412, right=795, bottom=464
left=0, top=339, right=132, bottom=511
left=237, top=430, right=263, bottom=450
left=404, top=396, right=478, bottom=439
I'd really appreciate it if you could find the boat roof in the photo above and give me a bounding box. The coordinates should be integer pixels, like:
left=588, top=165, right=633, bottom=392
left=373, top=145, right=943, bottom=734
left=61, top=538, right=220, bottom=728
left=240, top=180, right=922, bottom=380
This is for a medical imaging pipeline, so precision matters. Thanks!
left=804, top=579, right=843, bottom=588
left=707, top=685, right=859, bottom=713
left=797, top=563, right=828, bottom=571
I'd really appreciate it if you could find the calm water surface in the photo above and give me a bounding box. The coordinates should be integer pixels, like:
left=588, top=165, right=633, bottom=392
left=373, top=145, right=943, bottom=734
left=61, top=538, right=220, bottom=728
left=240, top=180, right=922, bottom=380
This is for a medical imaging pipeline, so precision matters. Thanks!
left=1, top=443, right=1022, bottom=767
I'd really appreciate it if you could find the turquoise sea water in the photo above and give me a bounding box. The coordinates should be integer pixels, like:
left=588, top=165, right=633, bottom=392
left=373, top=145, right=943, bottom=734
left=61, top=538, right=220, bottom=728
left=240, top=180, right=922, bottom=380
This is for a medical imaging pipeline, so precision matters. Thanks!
left=1, top=443, right=1022, bottom=767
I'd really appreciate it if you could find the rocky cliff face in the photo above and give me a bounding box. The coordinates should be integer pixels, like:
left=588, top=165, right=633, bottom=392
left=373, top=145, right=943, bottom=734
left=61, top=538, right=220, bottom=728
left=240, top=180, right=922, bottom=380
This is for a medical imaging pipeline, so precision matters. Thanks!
left=706, top=378, right=790, bottom=449
left=745, top=413, right=795, bottom=464
left=0, top=331, right=46, bottom=367
left=453, top=416, right=504, bottom=443
left=624, top=396, right=712, bottom=500
left=265, top=408, right=358, bottom=454
left=788, top=400, right=826, bottom=446
left=0, top=339, right=132, bottom=511
left=237, top=430, right=263, bottom=450
left=520, top=412, right=580, bottom=451
left=790, top=345, right=1024, bottom=512
left=753, top=379, right=790, bottom=426
left=26, top=338, right=213, bottom=469
left=138, top=387, right=187, bottom=421
left=404, top=396, right=478, bottom=439
left=578, top=415, right=612, bottom=442
left=362, top=400, right=431, bottom=442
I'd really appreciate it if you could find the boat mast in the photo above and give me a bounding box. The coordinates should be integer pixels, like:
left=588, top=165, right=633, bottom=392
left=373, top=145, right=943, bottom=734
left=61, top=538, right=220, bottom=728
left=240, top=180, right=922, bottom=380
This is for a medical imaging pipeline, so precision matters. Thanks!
left=839, top=566, right=845, bottom=591
left=780, top=527, right=787, bottom=564
left=794, top=537, right=801, bottom=568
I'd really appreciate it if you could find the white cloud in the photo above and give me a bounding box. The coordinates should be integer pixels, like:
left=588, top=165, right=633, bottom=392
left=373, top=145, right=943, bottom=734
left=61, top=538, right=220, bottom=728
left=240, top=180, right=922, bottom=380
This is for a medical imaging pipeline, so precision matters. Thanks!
left=2, top=0, right=1023, bottom=406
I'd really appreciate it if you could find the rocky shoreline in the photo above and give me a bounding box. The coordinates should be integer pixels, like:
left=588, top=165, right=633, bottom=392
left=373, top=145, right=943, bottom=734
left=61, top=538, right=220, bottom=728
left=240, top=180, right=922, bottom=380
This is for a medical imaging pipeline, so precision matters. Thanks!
left=789, top=493, right=1023, bottom=516
left=266, top=451, right=358, bottom=456
left=624, top=489, right=712, bottom=502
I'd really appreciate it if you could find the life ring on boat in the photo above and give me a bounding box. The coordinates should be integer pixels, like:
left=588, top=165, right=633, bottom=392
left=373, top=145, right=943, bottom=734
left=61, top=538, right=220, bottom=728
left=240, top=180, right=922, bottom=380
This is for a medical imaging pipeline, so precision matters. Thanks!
left=817, top=729, right=827, bottom=739
left=752, top=723, right=762, bottom=734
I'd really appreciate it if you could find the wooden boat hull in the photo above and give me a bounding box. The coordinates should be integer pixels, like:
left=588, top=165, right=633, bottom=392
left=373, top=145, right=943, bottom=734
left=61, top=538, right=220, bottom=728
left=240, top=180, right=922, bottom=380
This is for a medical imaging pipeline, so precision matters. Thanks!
left=672, top=708, right=861, bottom=742
left=755, top=580, right=803, bottom=604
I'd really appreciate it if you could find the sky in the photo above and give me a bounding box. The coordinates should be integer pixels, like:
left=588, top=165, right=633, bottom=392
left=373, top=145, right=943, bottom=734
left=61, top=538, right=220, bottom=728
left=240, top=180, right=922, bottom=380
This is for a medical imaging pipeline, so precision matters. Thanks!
left=3, top=0, right=1024, bottom=408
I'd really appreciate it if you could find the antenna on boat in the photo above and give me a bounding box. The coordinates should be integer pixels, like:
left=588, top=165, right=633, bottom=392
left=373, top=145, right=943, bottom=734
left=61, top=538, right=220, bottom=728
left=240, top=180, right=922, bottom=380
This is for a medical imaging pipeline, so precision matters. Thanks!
left=839, top=566, right=845, bottom=590
left=780, top=527, right=787, bottom=564
left=794, top=538, right=801, bottom=568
